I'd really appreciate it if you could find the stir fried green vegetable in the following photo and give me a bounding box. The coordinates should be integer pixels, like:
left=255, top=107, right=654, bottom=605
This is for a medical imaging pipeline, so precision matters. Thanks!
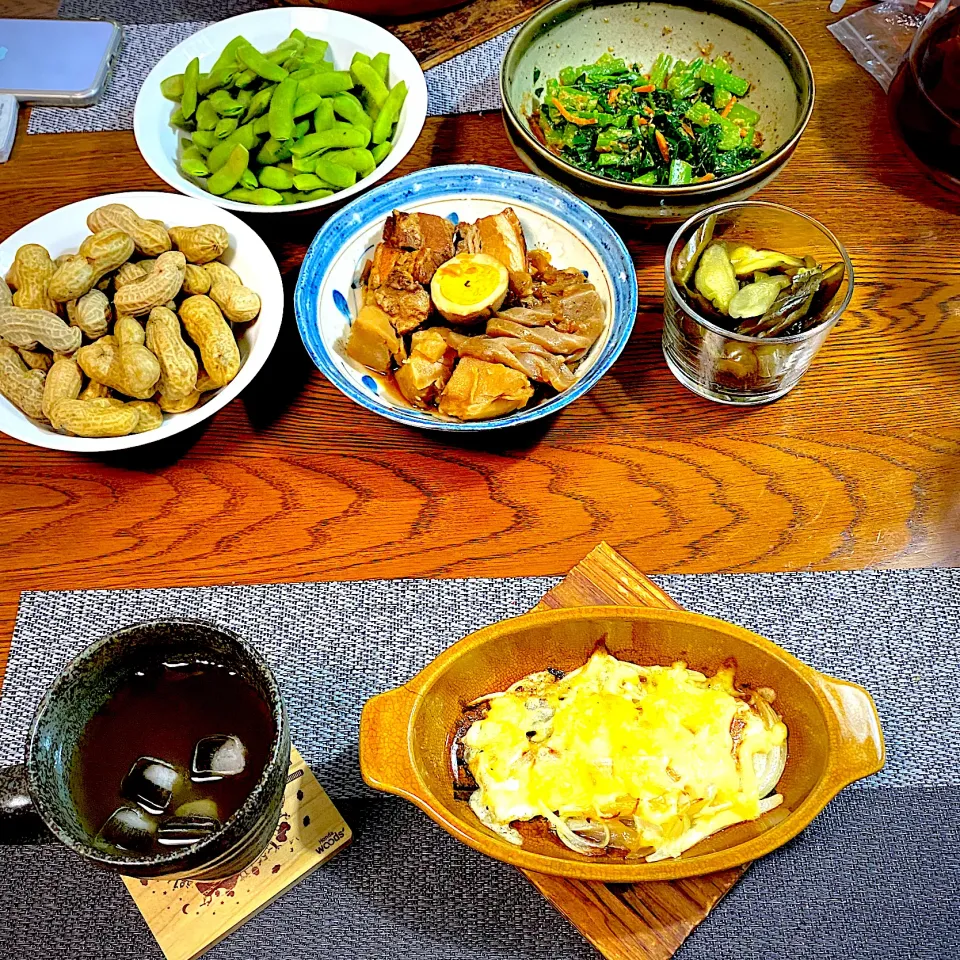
left=529, top=52, right=765, bottom=185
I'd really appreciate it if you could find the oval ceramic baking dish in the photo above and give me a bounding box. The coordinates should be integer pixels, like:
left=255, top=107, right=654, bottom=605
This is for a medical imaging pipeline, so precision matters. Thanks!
left=359, top=606, right=884, bottom=882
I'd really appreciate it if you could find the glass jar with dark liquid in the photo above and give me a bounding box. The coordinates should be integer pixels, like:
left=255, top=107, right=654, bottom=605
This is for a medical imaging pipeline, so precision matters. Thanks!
left=888, top=0, right=960, bottom=193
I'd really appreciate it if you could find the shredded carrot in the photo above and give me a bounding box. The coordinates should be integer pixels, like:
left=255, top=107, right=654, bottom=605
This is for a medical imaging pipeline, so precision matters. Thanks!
left=720, top=96, right=737, bottom=119
left=552, top=97, right=597, bottom=126
left=607, top=88, right=620, bottom=106
left=681, top=123, right=695, bottom=138
left=740, top=127, right=749, bottom=138
left=695, top=173, right=716, bottom=183
left=643, top=104, right=655, bottom=116
left=633, top=83, right=656, bottom=93
left=635, top=117, right=650, bottom=126
left=655, top=129, right=670, bottom=163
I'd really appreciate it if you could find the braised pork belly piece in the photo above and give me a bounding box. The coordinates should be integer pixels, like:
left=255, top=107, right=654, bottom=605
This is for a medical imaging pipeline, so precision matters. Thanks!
left=344, top=206, right=608, bottom=422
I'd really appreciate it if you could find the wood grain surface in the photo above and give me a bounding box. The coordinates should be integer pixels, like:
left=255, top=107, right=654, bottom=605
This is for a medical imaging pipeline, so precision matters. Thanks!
left=1, top=0, right=959, bottom=687
left=524, top=542, right=746, bottom=960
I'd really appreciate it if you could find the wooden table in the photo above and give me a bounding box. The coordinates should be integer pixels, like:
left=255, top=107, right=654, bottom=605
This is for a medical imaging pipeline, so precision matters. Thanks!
left=1, top=1, right=958, bottom=686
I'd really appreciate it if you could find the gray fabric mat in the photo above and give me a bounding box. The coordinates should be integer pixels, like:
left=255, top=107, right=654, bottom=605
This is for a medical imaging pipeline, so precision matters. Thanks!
left=60, top=0, right=271, bottom=21
left=27, top=21, right=516, bottom=134
left=0, top=568, right=958, bottom=958
left=2, top=570, right=957, bottom=791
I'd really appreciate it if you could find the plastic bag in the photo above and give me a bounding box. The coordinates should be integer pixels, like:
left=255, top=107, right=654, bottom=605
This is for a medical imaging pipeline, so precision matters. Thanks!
left=828, top=1, right=928, bottom=90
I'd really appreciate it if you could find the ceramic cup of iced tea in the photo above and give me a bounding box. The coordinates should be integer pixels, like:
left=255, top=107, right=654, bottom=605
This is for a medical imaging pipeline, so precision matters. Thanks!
left=0, top=619, right=290, bottom=880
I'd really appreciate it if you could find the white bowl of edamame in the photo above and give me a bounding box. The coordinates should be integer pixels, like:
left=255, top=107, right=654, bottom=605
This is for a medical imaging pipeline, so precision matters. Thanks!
left=134, top=8, right=428, bottom=213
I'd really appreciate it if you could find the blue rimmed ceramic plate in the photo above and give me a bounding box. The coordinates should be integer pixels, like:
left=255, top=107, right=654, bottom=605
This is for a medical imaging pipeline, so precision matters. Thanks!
left=294, top=164, right=637, bottom=431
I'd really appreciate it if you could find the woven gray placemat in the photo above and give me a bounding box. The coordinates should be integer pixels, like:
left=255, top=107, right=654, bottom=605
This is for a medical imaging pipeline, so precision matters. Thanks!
left=27, top=21, right=516, bottom=135
left=0, top=568, right=957, bottom=959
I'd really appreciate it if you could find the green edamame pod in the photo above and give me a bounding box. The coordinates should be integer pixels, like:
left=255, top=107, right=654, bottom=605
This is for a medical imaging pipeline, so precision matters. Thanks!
left=268, top=77, right=299, bottom=141
left=206, top=143, right=249, bottom=196
left=170, top=108, right=194, bottom=131
left=258, top=165, right=295, bottom=190
left=233, top=69, right=257, bottom=89
left=210, top=36, right=247, bottom=76
left=181, top=58, right=200, bottom=119
left=313, top=156, right=356, bottom=189
left=244, top=86, right=275, bottom=121
left=237, top=41, right=289, bottom=82
left=269, top=38, right=302, bottom=61
left=277, top=161, right=296, bottom=173
left=350, top=51, right=372, bottom=69
left=294, top=118, right=310, bottom=139
left=223, top=187, right=284, bottom=206
left=252, top=114, right=272, bottom=136
left=191, top=130, right=218, bottom=149
left=292, top=173, right=324, bottom=190
left=371, top=52, right=389, bottom=82
left=232, top=121, right=259, bottom=150
left=372, top=80, right=406, bottom=144
left=181, top=143, right=207, bottom=162
left=207, top=138, right=237, bottom=172
left=215, top=117, right=238, bottom=140
left=198, top=67, right=235, bottom=96
left=196, top=99, right=220, bottom=131
left=301, top=188, right=335, bottom=201
left=256, top=137, right=293, bottom=166
left=332, top=92, right=372, bottom=130
left=180, top=159, right=210, bottom=179
left=370, top=140, right=392, bottom=164
left=281, top=56, right=303, bottom=73
left=289, top=29, right=308, bottom=43
left=293, top=92, right=322, bottom=118
left=298, top=71, right=354, bottom=97
left=313, top=99, right=335, bottom=132
left=239, top=167, right=259, bottom=190
left=207, top=89, right=245, bottom=117
left=289, top=65, right=319, bottom=81
left=236, top=89, right=253, bottom=108
left=291, top=154, right=316, bottom=173
left=325, top=147, right=375, bottom=176
left=160, top=74, right=184, bottom=101
left=302, top=38, right=329, bottom=63
left=291, top=125, right=370, bottom=156
left=351, top=61, right=389, bottom=109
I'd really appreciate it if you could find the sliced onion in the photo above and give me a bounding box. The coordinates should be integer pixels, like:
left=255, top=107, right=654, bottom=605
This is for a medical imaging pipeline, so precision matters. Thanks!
left=757, top=793, right=783, bottom=815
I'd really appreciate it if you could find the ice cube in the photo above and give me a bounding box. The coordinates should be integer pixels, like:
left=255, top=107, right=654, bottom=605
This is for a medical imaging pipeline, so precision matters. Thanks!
left=175, top=798, right=219, bottom=820
left=96, top=805, right=158, bottom=853
left=157, top=815, right=221, bottom=847
left=122, top=757, right=181, bottom=814
left=192, top=735, right=247, bottom=781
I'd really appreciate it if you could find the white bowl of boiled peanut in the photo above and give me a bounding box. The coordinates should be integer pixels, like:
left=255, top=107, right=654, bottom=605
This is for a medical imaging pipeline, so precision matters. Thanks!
left=0, top=190, right=283, bottom=452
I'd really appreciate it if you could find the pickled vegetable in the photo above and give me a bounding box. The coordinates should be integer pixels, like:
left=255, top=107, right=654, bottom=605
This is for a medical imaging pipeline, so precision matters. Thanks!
left=727, top=276, right=790, bottom=320
left=694, top=242, right=738, bottom=313
left=728, top=245, right=805, bottom=277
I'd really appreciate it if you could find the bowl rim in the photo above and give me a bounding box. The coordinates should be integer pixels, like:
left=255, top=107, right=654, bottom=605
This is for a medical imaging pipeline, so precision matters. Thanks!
left=133, top=7, right=428, bottom=215
left=0, top=190, right=284, bottom=453
left=499, top=0, right=816, bottom=198
left=293, top=162, right=639, bottom=432
left=360, top=605, right=885, bottom=881
left=663, top=200, right=855, bottom=344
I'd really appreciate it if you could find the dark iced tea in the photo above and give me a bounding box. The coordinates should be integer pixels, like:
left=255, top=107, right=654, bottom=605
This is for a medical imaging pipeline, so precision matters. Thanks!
left=888, top=3, right=960, bottom=192
left=71, top=659, right=273, bottom=856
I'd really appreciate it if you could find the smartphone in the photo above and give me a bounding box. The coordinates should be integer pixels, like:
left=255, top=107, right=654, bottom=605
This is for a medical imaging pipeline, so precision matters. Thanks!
left=0, top=19, right=121, bottom=106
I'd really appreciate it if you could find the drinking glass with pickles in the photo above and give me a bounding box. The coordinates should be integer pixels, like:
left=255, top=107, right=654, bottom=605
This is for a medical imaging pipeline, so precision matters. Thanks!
left=662, top=202, right=853, bottom=404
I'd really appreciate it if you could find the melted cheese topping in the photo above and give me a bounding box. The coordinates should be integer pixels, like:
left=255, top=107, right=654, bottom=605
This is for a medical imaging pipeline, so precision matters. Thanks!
left=462, top=649, right=788, bottom=861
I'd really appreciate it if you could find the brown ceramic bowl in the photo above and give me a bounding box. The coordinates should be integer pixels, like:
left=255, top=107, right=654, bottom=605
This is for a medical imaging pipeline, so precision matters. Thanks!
left=360, top=606, right=884, bottom=881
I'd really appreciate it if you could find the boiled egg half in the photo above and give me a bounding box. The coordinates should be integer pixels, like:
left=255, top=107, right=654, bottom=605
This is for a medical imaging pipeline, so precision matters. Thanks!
left=431, top=253, right=509, bottom=326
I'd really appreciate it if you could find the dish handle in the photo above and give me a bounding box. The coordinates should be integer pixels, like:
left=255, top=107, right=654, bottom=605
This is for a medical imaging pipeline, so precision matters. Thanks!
left=359, top=685, right=421, bottom=800
left=816, top=673, right=885, bottom=788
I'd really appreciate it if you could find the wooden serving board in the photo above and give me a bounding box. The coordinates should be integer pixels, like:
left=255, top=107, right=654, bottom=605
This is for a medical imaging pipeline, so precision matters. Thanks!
left=283, top=0, right=554, bottom=70
left=524, top=543, right=748, bottom=960
left=123, top=746, right=351, bottom=960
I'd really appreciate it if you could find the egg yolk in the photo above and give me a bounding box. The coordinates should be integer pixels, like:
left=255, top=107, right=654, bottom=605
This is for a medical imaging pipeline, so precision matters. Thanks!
left=435, top=259, right=504, bottom=306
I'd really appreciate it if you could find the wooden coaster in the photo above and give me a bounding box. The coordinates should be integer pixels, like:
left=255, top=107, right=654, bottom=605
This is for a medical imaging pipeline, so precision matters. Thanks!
left=123, top=747, right=351, bottom=960
left=523, top=543, right=748, bottom=960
